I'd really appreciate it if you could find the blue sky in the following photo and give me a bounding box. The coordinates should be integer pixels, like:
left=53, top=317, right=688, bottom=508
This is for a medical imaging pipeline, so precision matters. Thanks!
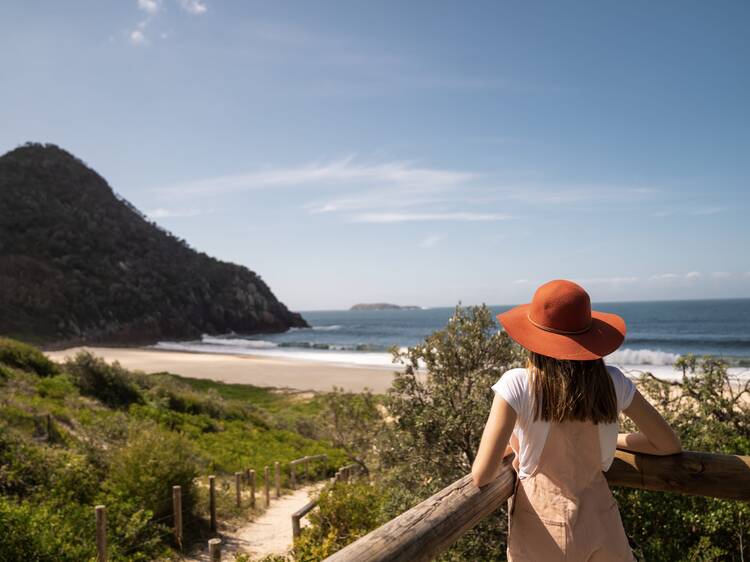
left=2, top=1, right=749, bottom=310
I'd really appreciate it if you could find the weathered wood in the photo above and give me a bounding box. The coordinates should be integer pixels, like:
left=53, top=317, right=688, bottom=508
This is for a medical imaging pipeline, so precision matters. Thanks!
left=208, top=538, right=222, bottom=562
left=606, top=449, right=750, bottom=501
left=323, top=457, right=516, bottom=562
left=264, top=466, right=271, bottom=507
left=323, top=450, right=750, bottom=562
left=292, top=500, right=319, bottom=538
left=208, top=475, right=217, bottom=532
left=235, top=472, right=242, bottom=508
left=291, top=463, right=297, bottom=489
left=275, top=461, right=281, bottom=498
left=249, top=469, right=256, bottom=508
left=95, top=505, right=107, bottom=562
left=172, top=485, right=182, bottom=548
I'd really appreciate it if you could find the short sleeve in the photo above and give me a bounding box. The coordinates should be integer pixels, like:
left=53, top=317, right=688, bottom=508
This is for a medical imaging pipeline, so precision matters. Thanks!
left=491, top=368, right=527, bottom=418
left=607, top=365, right=636, bottom=411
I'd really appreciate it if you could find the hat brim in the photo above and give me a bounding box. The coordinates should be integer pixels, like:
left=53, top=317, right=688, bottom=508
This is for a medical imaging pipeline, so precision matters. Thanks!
left=497, top=304, right=626, bottom=360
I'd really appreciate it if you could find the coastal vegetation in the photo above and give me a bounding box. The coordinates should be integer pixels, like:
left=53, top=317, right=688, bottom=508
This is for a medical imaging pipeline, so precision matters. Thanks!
left=0, top=143, right=307, bottom=347
left=296, top=306, right=750, bottom=561
left=0, top=337, right=344, bottom=561
left=1, top=307, right=748, bottom=560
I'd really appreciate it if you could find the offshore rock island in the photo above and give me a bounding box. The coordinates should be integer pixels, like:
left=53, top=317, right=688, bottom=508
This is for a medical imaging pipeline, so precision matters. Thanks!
left=349, top=303, right=422, bottom=311
left=0, top=142, right=308, bottom=346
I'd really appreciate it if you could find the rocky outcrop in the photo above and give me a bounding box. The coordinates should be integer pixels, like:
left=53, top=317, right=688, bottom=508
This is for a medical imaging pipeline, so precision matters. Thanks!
left=0, top=143, right=308, bottom=346
left=350, top=303, right=421, bottom=311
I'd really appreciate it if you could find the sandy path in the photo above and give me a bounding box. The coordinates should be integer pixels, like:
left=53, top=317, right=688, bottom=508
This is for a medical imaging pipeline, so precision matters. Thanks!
left=185, top=483, right=323, bottom=561
left=46, top=347, right=398, bottom=393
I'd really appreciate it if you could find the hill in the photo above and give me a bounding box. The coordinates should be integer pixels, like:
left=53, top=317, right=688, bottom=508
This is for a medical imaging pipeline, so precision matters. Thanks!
left=0, top=143, right=307, bottom=346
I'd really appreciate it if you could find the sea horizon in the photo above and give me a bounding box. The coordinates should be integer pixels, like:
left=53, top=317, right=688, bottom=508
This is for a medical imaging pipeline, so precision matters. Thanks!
left=154, top=298, right=750, bottom=379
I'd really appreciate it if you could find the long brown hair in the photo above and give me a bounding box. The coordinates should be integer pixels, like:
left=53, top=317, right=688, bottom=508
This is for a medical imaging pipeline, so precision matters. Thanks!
left=528, top=351, right=617, bottom=424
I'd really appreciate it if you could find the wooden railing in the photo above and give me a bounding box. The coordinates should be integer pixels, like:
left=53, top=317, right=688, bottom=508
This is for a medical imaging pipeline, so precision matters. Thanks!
left=322, top=450, right=750, bottom=562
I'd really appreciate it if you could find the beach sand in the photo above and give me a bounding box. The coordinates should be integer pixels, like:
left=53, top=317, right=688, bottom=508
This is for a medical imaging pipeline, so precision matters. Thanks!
left=45, top=347, right=399, bottom=393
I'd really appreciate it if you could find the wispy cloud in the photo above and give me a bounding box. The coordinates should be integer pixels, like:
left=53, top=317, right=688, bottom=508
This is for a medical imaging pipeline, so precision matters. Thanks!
left=350, top=212, right=512, bottom=223
left=126, top=0, right=206, bottom=46
left=129, top=28, right=148, bottom=45
left=418, top=235, right=444, bottom=248
left=137, top=0, right=161, bottom=14
left=161, top=156, right=478, bottom=196
left=147, top=207, right=204, bottom=219
left=650, top=273, right=680, bottom=280
left=177, top=0, right=207, bottom=15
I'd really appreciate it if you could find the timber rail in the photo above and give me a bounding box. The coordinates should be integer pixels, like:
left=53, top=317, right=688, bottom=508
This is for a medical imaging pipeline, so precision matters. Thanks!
left=322, top=449, right=750, bottom=562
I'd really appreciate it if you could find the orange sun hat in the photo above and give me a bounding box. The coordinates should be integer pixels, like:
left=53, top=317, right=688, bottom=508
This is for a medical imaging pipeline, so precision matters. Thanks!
left=497, top=279, right=626, bottom=360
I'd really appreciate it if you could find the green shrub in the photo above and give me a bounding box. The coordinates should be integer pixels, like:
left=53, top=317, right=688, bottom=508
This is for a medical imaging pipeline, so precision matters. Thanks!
left=103, top=422, right=199, bottom=521
left=65, top=351, right=143, bottom=409
left=0, top=338, right=57, bottom=377
left=36, top=374, right=77, bottom=400
left=0, top=496, right=92, bottom=562
left=294, top=480, right=386, bottom=560
left=614, top=356, right=750, bottom=560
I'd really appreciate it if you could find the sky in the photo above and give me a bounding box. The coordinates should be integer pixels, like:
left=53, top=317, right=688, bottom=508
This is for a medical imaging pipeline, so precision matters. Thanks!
left=1, top=1, right=749, bottom=310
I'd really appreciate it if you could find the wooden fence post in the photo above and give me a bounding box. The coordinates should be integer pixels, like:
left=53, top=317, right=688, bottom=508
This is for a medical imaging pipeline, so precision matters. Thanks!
left=209, top=475, right=217, bottom=532
left=95, top=505, right=107, bottom=562
left=249, top=469, right=256, bottom=508
left=264, top=466, right=270, bottom=507
left=291, top=462, right=297, bottom=489
left=305, top=456, right=310, bottom=480
left=275, top=461, right=281, bottom=498
left=208, top=537, right=222, bottom=562
left=235, top=472, right=242, bottom=508
left=172, top=485, right=182, bottom=548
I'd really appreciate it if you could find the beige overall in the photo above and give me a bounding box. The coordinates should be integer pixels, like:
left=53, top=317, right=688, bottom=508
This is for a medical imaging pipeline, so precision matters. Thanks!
left=507, top=421, right=635, bottom=561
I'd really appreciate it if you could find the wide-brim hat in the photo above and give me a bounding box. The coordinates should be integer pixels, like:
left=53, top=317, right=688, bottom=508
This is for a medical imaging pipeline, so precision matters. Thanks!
left=497, top=279, right=626, bottom=361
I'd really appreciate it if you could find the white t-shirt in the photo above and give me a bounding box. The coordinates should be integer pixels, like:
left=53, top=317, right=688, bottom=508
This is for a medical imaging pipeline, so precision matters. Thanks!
left=492, top=365, right=636, bottom=480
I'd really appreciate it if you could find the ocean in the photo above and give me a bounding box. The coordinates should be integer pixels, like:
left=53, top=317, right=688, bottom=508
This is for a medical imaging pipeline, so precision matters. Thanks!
left=155, top=299, right=750, bottom=379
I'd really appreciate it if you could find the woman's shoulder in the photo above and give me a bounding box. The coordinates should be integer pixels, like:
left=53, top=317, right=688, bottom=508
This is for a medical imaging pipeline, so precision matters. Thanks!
left=604, top=363, right=636, bottom=410
left=491, top=367, right=529, bottom=396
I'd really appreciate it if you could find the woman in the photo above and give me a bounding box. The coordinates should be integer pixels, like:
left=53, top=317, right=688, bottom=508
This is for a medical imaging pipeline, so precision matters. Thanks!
left=472, top=279, right=681, bottom=561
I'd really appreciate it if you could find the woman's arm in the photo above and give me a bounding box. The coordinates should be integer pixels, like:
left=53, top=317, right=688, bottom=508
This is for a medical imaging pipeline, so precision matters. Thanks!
left=471, top=394, right=517, bottom=487
left=618, top=390, right=682, bottom=455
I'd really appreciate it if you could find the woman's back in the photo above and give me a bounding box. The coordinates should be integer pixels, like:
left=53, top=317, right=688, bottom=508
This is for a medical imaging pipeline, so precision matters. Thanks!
left=493, top=364, right=636, bottom=479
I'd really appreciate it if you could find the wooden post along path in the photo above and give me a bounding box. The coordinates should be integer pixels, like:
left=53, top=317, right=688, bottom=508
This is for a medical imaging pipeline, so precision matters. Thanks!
left=172, top=485, right=182, bottom=548
left=264, top=466, right=271, bottom=507
left=95, top=505, right=107, bottom=562
left=275, top=461, right=281, bottom=498
left=249, top=469, right=256, bottom=508
left=208, top=475, right=217, bottom=532
left=208, top=538, right=222, bottom=562
left=235, top=472, right=242, bottom=508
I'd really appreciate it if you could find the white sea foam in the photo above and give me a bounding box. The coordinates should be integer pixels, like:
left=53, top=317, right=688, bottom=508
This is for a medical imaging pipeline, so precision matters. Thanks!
left=200, top=336, right=279, bottom=349
left=606, top=348, right=679, bottom=366
left=151, top=340, right=749, bottom=379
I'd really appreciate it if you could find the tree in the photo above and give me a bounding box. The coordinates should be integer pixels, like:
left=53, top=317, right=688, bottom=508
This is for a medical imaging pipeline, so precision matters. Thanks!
left=384, top=304, right=523, bottom=482
left=318, top=388, right=384, bottom=475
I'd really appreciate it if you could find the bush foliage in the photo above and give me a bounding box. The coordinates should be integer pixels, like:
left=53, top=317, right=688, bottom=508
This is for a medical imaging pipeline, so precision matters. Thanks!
left=307, top=305, right=750, bottom=562
left=0, top=337, right=346, bottom=561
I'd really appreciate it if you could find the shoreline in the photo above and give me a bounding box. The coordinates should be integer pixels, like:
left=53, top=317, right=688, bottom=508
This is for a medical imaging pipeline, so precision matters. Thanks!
left=45, top=346, right=401, bottom=393
left=45, top=346, right=750, bottom=395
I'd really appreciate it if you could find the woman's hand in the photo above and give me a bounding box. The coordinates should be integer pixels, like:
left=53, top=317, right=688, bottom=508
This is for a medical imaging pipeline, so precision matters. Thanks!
left=471, top=394, right=517, bottom=487
left=619, top=390, right=682, bottom=456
